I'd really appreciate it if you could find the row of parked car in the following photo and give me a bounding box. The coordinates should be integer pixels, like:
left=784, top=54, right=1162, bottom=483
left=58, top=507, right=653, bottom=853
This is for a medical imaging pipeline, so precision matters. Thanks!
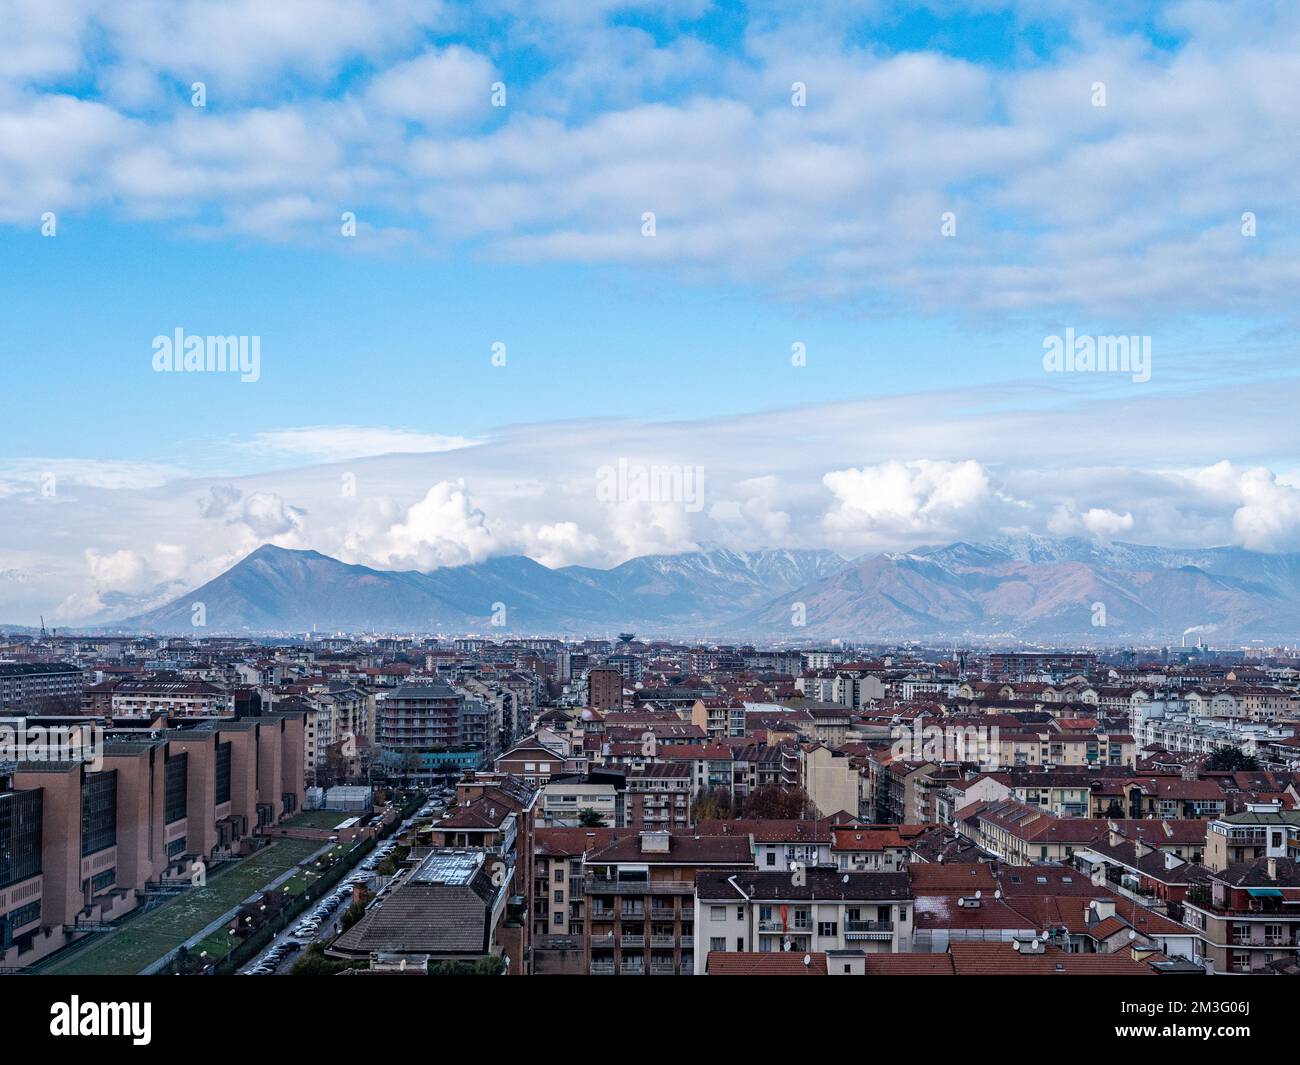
left=242, top=939, right=299, bottom=975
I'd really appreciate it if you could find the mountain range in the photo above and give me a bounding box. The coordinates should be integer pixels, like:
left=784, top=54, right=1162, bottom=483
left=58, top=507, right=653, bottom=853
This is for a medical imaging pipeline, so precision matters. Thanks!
left=102, top=534, right=1300, bottom=642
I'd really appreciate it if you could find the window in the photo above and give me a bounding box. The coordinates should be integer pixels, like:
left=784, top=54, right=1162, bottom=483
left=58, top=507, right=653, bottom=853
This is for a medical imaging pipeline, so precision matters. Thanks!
left=818, top=921, right=838, bottom=937
left=710, top=905, right=726, bottom=921
left=736, top=905, right=744, bottom=920
left=765, top=851, right=776, bottom=866
left=736, top=937, right=745, bottom=951
left=710, top=937, right=726, bottom=953
left=80, top=771, right=117, bottom=857
left=214, top=742, right=232, bottom=805
left=0, top=790, right=42, bottom=889
left=164, top=753, right=188, bottom=825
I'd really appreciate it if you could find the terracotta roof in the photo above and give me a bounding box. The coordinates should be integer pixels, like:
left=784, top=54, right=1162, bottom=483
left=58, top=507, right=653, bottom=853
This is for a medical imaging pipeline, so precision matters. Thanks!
left=948, top=941, right=1158, bottom=975
left=706, top=951, right=828, bottom=975
left=862, top=953, right=956, bottom=975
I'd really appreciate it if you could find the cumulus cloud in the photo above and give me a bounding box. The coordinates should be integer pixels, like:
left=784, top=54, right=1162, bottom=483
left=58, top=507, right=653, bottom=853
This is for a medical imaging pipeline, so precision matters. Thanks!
left=372, top=480, right=497, bottom=568
left=199, top=484, right=304, bottom=539
left=822, top=460, right=1002, bottom=544
left=1048, top=504, right=1136, bottom=540
left=1181, top=462, right=1300, bottom=551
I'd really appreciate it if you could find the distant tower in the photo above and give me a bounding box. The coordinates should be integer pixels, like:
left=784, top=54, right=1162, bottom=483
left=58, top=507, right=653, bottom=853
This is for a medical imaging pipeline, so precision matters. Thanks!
left=617, top=632, right=636, bottom=646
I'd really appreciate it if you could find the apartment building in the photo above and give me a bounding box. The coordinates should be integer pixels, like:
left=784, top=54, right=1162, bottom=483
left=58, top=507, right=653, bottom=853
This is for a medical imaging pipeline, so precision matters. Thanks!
left=694, top=818, right=836, bottom=870
left=109, top=679, right=234, bottom=718
left=586, top=667, right=624, bottom=712
left=539, top=775, right=619, bottom=827
left=1205, top=804, right=1300, bottom=872
left=1181, top=857, right=1300, bottom=974
left=625, top=763, right=691, bottom=828
left=533, top=827, right=617, bottom=972
left=0, top=663, right=84, bottom=714
left=377, top=682, right=492, bottom=783
left=956, top=799, right=1207, bottom=866
left=694, top=868, right=914, bottom=972
left=584, top=829, right=753, bottom=975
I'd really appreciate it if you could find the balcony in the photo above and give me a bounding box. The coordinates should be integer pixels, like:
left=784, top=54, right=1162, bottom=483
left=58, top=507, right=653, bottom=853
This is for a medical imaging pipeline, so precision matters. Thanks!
left=650, top=959, right=677, bottom=975
left=590, top=960, right=615, bottom=975
left=590, top=934, right=615, bottom=949
left=621, top=934, right=646, bottom=948
left=680, top=935, right=694, bottom=948
left=650, top=934, right=675, bottom=947
left=588, top=877, right=693, bottom=895
left=845, top=919, right=894, bottom=941
left=758, top=919, right=810, bottom=933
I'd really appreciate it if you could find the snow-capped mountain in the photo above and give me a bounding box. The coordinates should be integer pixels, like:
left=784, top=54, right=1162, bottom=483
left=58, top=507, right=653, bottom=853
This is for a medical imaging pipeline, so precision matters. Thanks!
left=107, top=536, right=1300, bottom=640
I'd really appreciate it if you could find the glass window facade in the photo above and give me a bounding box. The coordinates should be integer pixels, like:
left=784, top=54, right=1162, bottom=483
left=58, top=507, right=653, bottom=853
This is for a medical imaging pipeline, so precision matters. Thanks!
left=215, top=742, right=232, bottom=804
left=0, top=790, right=42, bottom=889
left=80, top=770, right=118, bottom=857
left=165, top=753, right=188, bottom=824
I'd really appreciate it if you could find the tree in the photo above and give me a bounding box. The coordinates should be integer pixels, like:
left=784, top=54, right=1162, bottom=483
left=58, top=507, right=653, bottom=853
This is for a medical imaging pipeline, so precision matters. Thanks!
left=340, top=901, right=367, bottom=933
left=1204, top=745, right=1260, bottom=772
left=577, top=807, right=606, bottom=827
left=693, top=787, right=736, bottom=821
left=741, top=785, right=812, bottom=820
left=1104, top=799, right=1125, bottom=818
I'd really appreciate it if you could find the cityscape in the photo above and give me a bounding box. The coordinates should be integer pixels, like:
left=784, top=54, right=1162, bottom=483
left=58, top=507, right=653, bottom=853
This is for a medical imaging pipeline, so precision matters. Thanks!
left=1, top=0, right=1297, bottom=1039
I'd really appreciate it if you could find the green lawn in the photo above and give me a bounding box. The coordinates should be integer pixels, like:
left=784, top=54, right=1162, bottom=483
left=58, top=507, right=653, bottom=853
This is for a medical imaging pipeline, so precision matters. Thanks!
left=41, top=837, right=326, bottom=976
left=281, top=844, right=353, bottom=896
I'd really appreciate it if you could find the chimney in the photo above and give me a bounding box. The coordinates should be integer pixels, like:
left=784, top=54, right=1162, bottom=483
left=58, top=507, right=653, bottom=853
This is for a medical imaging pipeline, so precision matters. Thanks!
left=1268, top=857, right=1278, bottom=881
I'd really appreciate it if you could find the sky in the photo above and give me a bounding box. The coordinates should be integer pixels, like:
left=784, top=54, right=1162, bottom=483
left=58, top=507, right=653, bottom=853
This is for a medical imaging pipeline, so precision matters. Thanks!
left=1, top=0, right=1299, bottom=624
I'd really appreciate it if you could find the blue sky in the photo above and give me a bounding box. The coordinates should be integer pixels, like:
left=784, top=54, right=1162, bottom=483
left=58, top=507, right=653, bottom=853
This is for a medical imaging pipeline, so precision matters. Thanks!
left=1, top=0, right=1299, bottom=623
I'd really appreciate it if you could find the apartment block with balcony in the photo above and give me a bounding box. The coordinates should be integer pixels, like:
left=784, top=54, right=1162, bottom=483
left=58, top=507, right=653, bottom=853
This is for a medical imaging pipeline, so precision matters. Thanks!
left=1205, top=804, right=1300, bottom=872
left=1182, top=857, right=1300, bottom=974
left=625, top=762, right=691, bottom=829
left=583, top=829, right=753, bottom=975
left=693, top=868, right=914, bottom=973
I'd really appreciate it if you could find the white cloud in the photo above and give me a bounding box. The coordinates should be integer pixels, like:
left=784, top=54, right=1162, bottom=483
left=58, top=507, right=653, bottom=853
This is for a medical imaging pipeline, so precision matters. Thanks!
left=364, top=46, right=496, bottom=127
left=822, top=460, right=1000, bottom=544
left=4, top=5, right=1300, bottom=314
left=246, top=425, right=475, bottom=463
left=373, top=479, right=497, bottom=568
left=1182, top=461, right=1300, bottom=551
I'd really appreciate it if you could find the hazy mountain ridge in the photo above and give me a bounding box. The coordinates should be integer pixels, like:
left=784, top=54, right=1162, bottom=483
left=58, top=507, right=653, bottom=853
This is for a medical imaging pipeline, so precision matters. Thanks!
left=107, top=536, right=1300, bottom=639
left=115, top=545, right=850, bottom=634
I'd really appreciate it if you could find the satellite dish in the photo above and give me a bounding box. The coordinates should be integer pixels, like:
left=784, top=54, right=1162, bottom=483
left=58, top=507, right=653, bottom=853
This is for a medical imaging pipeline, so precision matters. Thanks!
left=802, top=954, right=811, bottom=967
